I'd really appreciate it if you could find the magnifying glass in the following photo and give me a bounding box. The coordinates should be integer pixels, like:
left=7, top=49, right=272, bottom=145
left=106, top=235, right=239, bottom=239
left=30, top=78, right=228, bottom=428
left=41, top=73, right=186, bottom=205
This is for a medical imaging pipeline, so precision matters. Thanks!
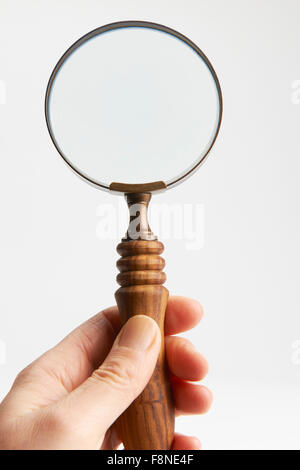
left=45, top=20, right=222, bottom=450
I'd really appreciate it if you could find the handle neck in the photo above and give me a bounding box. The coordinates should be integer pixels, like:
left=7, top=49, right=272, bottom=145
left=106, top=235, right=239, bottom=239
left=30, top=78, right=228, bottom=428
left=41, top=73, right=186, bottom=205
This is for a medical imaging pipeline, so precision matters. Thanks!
left=123, top=192, right=157, bottom=242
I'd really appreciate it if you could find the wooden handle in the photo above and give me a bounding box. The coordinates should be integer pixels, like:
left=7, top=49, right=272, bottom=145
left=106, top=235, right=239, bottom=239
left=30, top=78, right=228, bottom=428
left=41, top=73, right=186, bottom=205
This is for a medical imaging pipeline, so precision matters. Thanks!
left=115, top=239, right=174, bottom=449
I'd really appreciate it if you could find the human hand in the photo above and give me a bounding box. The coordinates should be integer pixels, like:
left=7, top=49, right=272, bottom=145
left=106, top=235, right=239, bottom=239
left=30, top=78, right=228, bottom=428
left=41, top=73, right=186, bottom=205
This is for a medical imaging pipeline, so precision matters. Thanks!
left=0, top=296, right=212, bottom=450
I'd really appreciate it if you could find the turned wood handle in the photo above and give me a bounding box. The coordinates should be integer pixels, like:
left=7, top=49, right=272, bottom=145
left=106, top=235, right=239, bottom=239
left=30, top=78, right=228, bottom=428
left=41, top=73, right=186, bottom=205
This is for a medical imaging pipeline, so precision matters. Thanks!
left=115, top=239, right=174, bottom=450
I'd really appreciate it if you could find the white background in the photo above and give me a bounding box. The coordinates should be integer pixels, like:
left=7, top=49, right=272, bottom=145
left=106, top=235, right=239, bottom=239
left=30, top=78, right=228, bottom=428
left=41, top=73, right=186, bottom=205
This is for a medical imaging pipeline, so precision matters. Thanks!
left=1, top=0, right=300, bottom=450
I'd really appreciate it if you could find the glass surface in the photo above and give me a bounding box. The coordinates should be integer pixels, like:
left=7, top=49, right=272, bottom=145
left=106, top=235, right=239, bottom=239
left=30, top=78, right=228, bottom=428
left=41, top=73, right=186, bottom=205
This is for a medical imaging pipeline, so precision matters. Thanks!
left=47, top=26, right=221, bottom=188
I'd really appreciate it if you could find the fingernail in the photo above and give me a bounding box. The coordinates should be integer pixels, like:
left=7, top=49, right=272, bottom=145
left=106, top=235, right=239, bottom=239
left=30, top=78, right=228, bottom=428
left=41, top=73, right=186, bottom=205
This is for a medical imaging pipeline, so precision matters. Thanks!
left=118, top=315, right=159, bottom=351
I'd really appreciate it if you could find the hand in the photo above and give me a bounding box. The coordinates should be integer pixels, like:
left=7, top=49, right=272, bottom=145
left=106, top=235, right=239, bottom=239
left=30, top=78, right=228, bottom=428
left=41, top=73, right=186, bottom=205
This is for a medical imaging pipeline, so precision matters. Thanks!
left=0, top=296, right=212, bottom=450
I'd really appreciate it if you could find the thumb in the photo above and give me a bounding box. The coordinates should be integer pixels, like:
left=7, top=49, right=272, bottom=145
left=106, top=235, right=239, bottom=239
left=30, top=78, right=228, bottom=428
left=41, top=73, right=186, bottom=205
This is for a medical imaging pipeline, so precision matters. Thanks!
left=55, top=315, right=161, bottom=443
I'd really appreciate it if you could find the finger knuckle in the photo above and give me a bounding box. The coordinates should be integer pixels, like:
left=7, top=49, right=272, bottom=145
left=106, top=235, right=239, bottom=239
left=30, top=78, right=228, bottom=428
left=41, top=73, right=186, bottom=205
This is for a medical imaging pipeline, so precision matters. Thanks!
left=13, top=364, right=41, bottom=388
left=13, top=367, right=31, bottom=386
left=91, top=354, right=138, bottom=390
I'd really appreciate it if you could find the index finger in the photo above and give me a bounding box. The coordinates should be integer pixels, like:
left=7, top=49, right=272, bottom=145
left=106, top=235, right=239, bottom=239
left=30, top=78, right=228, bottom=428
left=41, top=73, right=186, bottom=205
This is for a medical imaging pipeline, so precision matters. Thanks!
left=164, top=296, right=203, bottom=335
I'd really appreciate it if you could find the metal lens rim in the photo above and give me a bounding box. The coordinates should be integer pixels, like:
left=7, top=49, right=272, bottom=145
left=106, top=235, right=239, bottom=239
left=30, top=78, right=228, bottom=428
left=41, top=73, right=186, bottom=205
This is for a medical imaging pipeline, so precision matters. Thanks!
left=45, top=20, right=223, bottom=193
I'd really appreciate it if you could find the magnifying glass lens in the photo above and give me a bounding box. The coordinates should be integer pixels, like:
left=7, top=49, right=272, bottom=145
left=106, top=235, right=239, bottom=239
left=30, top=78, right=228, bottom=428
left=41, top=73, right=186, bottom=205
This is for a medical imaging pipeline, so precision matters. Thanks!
left=46, top=23, right=222, bottom=191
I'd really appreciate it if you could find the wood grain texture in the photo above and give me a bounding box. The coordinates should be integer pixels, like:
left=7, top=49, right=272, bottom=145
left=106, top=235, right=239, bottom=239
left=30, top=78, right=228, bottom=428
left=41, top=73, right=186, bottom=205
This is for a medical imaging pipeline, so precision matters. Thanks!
left=115, top=240, right=174, bottom=450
